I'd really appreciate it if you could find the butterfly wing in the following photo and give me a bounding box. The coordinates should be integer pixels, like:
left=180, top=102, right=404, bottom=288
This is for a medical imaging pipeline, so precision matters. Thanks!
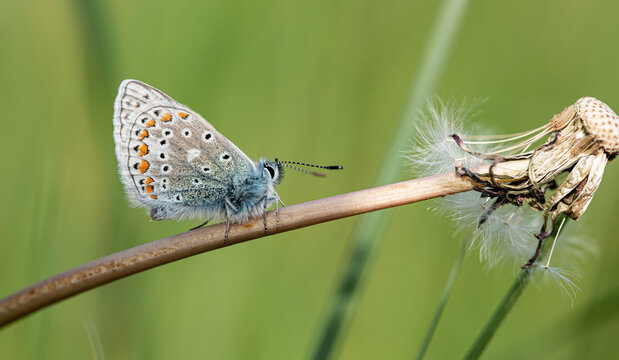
left=113, top=79, right=258, bottom=221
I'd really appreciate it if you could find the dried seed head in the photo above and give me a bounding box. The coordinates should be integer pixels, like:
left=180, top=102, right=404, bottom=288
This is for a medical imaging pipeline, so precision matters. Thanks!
left=575, top=97, right=619, bottom=154
left=446, top=96, right=617, bottom=268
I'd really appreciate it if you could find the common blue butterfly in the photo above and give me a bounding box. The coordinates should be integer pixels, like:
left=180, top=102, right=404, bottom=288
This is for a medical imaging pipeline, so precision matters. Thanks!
left=113, top=80, right=341, bottom=241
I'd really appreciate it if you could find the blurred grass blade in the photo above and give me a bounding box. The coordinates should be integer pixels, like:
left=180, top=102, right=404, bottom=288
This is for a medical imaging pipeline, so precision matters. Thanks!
left=464, top=219, right=570, bottom=359
left=310, top=0, right=471, bottom=358
left=464, top=268, right=532, bottom=360
left=84, top=318, right=106, bottom=360
left=415, top=242, right=466, bottom=360
left=73, top=0, right=117, bottom=89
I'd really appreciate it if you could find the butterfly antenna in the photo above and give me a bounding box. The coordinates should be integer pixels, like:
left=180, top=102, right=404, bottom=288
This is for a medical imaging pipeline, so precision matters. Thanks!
left=275, top=159, right=343, bottom=177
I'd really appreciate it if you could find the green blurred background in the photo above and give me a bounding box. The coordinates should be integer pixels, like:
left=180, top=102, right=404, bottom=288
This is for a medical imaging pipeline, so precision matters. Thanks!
left=1, top=0, right=618, bottom=358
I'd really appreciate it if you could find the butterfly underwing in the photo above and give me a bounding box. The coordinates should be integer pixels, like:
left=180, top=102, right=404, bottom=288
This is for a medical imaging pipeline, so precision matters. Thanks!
left=113, top=80, right=283, bottom=235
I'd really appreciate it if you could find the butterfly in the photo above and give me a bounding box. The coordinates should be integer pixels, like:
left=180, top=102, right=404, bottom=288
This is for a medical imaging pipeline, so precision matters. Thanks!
left=113, top=80, right=341, bottom=241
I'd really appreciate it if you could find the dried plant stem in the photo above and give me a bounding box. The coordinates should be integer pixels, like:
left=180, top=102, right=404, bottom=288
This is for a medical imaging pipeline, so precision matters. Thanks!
left=0, top=162, right=527, bottom=328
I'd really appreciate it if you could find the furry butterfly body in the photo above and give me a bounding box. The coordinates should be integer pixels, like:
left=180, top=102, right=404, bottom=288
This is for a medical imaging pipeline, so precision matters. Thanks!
left=113, top=80, right=283, bottom=229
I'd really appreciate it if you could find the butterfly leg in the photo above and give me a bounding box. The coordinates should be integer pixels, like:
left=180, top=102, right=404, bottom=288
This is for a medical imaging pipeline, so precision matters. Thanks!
left=272, top=190, right=283, bottom=230
left=224, top=218, right=231, bottom=245
left=275, top=197, right=279, bottom=230
left=189, top=219, right=210, bottom=231
left=262, top=195, right=268, bottom=236
left=224, top=199, right=237, bottom=245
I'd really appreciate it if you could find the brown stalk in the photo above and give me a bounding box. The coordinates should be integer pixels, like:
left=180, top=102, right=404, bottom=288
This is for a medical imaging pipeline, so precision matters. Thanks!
left=0, top=161, right=528, bottom=328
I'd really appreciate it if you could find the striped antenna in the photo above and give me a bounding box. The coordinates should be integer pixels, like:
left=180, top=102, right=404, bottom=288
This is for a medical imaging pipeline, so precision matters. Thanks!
left=275, top=158, right=343, bottom=177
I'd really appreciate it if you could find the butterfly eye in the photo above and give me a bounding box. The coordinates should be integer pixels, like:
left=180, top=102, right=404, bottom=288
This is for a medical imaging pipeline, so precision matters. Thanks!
left=265, top=165, right=276, bottom=179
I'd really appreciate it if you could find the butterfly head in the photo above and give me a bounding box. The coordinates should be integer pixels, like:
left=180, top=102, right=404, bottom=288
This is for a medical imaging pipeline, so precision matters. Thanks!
left=258, top=158, right=284, bottom=186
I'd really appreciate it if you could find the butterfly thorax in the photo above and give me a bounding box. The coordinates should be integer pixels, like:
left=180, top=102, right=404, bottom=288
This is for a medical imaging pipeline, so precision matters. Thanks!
left=222, top=158, right=283, bottom=223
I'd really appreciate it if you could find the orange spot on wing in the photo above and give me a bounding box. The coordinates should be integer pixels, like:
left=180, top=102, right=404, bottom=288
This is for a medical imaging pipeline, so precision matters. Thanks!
left=145, top=177, right=154, bottom=184
left=145, top=185, right=154, bottom=193
left=138, top=143, right=148, bottom=156
left=150, top=195, right=157, bottom=199
left=161, top=113, right=172, bottom=122
left=145, top=119, right=155, bottom=127
left=178, top=112, right=188, bottom=119
left=138, top=130, right=149, bottom=140
left=138, top=160, right=149, bottom=174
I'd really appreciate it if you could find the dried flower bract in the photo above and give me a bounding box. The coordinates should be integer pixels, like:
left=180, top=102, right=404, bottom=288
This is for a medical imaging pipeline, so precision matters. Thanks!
left=452, top=97, right=618, bottom=268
